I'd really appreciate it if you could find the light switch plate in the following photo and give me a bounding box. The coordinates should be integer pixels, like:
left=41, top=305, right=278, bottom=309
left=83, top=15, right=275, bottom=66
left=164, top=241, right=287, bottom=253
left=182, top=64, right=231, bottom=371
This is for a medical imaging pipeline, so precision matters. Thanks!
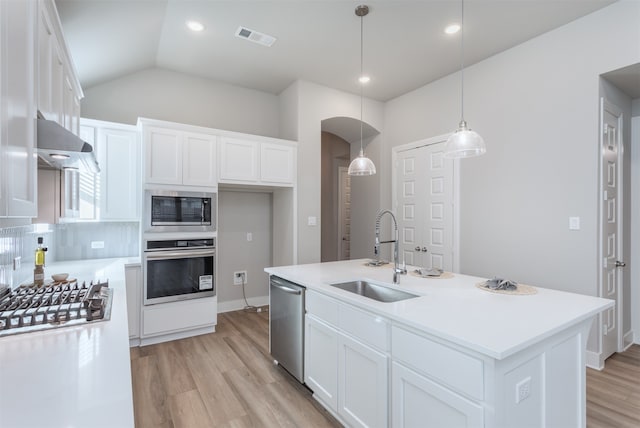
left=308, top=216, right=317, bottom=226
left=569, top=217, right=580, bottom=230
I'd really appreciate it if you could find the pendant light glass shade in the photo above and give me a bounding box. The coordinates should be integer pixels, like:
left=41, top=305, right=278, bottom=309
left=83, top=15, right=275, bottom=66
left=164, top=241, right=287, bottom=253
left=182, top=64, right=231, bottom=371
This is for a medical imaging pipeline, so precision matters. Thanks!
left=444, top=120, right=486, bottom=158
left=444, top=0, right=486, bottom=159
left=348, top=148, right=377, bottom=175
left=348, top=4, right=376, bottom=176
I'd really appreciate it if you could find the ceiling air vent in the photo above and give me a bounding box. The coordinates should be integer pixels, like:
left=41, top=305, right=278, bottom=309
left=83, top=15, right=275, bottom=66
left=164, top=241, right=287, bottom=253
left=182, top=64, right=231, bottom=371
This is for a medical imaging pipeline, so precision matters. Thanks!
left=235, top=26, right=276, bottom=47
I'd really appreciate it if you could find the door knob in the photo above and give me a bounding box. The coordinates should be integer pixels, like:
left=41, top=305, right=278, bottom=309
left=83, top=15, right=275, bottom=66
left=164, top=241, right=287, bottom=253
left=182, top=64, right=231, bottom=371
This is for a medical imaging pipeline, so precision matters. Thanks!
left=421, top=247, right=428, bottom=252
left=615, top=261, right=626, bottom=267
left=415, top=246, right=421, bottom=251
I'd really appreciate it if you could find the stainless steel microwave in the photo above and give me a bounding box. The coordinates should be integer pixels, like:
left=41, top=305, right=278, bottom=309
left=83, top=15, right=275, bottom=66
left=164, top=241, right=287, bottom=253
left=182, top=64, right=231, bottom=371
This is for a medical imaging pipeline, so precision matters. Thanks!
left=144, top=190, right=216, bottom=233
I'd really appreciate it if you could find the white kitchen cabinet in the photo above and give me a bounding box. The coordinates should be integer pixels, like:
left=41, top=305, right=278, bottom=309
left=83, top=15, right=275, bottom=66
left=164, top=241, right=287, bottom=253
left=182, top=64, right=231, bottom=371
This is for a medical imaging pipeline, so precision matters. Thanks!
left=305, top=291, right=389, bottom=427
left=182, top=132, right=217, bottom=186
left=218, top=137, right=259, bottom=182
left=392, top=362, right=484, bottom=428
left=219, top=136, right=296, bottom=187
left=141, top=296, right=217, bottom=345
left=37, top=0, right=82, bottom=128
left=142, top=123, right=217, bottom=188
left=305, top=315, right=339, bottom=410
left=339, top=332, right=388, bottom=428
left=0, top=0, right=38, bottom=218
left=124, top=264, right=141, bottom=341
left=78, top=119, right=140, bottom=221
left=260, top=142, right=295, bottom=184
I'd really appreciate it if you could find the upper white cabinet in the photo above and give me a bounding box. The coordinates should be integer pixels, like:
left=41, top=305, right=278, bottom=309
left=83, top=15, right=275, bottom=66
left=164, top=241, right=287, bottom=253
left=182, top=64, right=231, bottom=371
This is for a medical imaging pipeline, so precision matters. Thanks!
left=260, top=142, right=295, bottom=184
left=37, top=0, right=82, bottom=130
left=218, top=137, right=259, bottom=182
left=81, top=118, right=140, bottom=221
left=141, top=121, right=217, bottom=188
left=218, top=136, right=296, bottom=187
left=0, top=0, right=38, bottom=217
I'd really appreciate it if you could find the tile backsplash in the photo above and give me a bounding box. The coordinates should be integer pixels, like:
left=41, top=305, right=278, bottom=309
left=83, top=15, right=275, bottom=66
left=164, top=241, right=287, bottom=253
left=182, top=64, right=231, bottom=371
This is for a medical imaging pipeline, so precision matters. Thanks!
left=0, top=222, right=139, bottom=287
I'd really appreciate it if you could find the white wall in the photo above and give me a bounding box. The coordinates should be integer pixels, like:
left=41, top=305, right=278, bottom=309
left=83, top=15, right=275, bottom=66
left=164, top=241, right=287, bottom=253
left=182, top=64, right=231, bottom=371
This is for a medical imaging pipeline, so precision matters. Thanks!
left=382, top=1, right=640, bottom=358
left=217, top=191, right=272, bottom=310
left=81, top=67, right=280, bottom=138
left=280, top=80, right=384, bottom=264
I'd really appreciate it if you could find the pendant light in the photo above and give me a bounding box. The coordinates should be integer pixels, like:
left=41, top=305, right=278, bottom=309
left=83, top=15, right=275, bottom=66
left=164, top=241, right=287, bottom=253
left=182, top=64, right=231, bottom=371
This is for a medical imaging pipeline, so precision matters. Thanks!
left=348, top=4, right=376, bottom=176
left=444, top=0, right=486, bottom=159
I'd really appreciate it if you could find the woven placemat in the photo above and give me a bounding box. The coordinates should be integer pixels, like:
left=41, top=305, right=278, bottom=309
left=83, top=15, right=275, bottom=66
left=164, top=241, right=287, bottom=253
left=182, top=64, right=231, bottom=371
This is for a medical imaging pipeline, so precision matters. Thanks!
left=363, top=260, right=390, bottom=267
left=409, top=270, right=454, bottom=280
left=475, top=282, right=537, bottom=295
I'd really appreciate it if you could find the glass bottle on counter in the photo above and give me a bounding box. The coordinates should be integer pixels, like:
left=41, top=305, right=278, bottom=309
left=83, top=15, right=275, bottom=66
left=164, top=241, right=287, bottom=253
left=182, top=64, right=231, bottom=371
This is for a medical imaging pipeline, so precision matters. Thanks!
left=33, top=237, right=47, bottom=286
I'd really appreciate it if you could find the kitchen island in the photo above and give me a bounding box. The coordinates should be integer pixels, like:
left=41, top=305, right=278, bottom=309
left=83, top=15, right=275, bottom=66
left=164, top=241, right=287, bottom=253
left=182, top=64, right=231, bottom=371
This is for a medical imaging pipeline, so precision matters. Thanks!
left=266, top=259, right=613, bottom=428
left=0, top=258, right=135, bottom=428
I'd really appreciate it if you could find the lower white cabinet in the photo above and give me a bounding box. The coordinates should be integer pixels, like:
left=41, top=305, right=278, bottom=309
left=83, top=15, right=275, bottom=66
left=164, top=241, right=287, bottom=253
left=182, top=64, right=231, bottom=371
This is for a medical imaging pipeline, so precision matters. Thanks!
left=305, top=315, right=339, bottom=409
left=141, top=297, right=217, bottom=340
left=339, top=332, right=388, bottom=428
left=124, top=264, right=141, bottom=340
left=391, top=362, right=484, bottom=428
left=305, top=291, right=389, bottom=428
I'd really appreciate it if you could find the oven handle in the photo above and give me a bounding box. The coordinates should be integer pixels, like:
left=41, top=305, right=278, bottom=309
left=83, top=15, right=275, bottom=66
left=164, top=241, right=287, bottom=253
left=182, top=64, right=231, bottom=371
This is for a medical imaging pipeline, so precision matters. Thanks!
left=145, top=249, right=215, bottom=260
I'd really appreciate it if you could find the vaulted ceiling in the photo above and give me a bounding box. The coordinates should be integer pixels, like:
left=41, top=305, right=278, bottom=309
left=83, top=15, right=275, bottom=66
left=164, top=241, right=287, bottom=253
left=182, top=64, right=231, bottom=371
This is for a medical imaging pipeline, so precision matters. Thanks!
left=56, top=0, right=617, bottom=101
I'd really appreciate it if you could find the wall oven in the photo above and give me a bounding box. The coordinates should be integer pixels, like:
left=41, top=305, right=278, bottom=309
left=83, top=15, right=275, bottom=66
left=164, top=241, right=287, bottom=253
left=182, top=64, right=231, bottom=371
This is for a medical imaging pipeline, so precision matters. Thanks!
left=143, top=237, right=215, bottom=305
left=144, top=190, right=216, bottom=233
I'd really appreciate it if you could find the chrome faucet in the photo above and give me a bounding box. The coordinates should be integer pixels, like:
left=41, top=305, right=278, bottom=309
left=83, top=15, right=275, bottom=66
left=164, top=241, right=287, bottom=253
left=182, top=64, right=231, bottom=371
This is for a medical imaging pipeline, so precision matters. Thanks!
left=374, top=209, right=406, bottom=284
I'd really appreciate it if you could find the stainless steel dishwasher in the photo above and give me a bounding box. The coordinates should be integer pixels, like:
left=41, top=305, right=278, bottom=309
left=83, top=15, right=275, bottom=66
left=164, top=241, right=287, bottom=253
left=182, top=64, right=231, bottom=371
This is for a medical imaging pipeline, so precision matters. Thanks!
left=269, top=275, right=305, bottom=383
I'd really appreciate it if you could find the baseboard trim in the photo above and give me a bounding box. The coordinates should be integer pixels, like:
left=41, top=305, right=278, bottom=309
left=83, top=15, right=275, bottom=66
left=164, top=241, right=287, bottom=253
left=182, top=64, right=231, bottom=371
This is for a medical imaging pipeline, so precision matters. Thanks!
left=218, top=296, right=269, bottom=313
left=586, top=350, right=604, bottom=370
left=623, top=330, right=634, bottom=351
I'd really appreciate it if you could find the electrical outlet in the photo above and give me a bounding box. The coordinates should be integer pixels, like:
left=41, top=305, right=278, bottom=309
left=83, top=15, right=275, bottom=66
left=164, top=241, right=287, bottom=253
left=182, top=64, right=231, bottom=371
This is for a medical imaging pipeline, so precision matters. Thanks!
left=515, top=377, right=531, bottom=404
left=233, top=271, right=247, bottom=285
left=91, top=241, right=105, bottom=249
left=13, top=257, right=21, bottom=271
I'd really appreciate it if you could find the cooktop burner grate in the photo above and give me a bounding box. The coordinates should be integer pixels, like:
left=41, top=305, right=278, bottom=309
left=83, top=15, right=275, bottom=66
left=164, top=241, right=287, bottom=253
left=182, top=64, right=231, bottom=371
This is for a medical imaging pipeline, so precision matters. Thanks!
left=0, top=279, right=112, bottom=337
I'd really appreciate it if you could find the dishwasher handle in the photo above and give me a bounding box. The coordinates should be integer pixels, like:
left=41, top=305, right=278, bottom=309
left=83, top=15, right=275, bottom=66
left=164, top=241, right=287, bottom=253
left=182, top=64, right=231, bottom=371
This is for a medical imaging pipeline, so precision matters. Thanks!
left=271, top=279, right=302, bottom=295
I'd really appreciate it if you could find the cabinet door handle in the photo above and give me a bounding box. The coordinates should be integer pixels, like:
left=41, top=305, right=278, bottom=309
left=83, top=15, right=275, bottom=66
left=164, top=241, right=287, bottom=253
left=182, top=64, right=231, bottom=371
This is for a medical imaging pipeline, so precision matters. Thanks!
left=615, top=261, right=626, bottom=267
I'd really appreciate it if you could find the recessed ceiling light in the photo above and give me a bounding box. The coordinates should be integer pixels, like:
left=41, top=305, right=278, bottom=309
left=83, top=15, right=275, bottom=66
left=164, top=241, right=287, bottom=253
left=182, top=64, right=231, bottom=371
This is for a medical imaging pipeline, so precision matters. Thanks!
left=186, top=20, right=205, bottom=32
left=50, top=153, right=70, bottom=160
left=444, top=23, right=461, bottom=35
left=358, top=75, right=371, bottom=84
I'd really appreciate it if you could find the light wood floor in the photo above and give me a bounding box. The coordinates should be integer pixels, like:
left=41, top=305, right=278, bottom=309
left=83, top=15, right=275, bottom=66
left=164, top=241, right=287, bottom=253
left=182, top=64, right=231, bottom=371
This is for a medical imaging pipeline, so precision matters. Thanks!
left=130, top=309, right=341, bottom=428
left=132, top=311, right=640, bottom=428
left=587, top=344, right=640, bottom=428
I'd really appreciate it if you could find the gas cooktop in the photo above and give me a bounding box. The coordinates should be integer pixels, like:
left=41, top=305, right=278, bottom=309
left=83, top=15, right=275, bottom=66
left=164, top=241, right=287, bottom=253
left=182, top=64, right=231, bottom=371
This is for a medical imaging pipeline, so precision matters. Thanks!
left=0, top=279, right=112, bottom=337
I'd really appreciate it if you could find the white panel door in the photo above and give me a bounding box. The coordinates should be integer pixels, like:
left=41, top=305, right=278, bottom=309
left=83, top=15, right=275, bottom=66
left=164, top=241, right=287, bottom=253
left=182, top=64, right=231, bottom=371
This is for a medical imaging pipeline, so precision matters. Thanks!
left=392, top=362, right=484, bottom=428
left=145, top=127, right=182, bottom=185
left=183, top=132, right=216, bottom=187
left=260, top=142, right=294, bottom=184
left=219, top=137, right=259, bottom=182
left=338, top=333, right=388, bottom=428
left=395, top=142, right=454, bottom=270
left=395, top=148, right=428, bottom=267
left=600, top=99, right=623, bottom=360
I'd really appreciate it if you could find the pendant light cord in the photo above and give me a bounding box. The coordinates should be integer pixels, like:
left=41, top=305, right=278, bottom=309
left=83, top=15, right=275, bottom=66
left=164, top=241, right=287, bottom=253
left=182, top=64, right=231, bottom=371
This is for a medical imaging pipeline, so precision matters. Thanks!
left=359, top=11, right=364, bottom=153
left=460, top=0, right=465, bottom=123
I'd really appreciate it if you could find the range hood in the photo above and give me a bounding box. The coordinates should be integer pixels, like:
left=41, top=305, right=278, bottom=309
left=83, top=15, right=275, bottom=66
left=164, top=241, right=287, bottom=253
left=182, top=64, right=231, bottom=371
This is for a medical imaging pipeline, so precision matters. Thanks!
left=36, top=114, right=100, bottom=174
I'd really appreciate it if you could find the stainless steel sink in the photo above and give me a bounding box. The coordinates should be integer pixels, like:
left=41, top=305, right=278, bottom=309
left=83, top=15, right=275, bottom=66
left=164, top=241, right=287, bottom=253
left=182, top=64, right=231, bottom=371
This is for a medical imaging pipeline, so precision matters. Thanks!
left=329, top=280, right=418, bottom=303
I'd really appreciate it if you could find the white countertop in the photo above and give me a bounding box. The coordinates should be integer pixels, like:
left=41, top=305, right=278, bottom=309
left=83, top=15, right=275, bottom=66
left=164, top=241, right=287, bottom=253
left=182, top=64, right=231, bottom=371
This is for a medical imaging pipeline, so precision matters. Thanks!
left=265, top=259, right=613, bottom=360
left=0, top=258, right=135, bottom=428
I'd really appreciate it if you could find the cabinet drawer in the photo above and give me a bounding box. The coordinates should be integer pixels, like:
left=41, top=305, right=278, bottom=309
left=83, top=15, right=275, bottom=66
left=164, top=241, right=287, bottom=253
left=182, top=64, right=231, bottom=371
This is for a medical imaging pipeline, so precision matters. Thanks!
left=306, top=291, right=339, bottom=326
left=339, top=304, right=389, bottom=351
left=143, top=297, right=217, bottom=336
left=392, top=326, right=484, bottom=400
